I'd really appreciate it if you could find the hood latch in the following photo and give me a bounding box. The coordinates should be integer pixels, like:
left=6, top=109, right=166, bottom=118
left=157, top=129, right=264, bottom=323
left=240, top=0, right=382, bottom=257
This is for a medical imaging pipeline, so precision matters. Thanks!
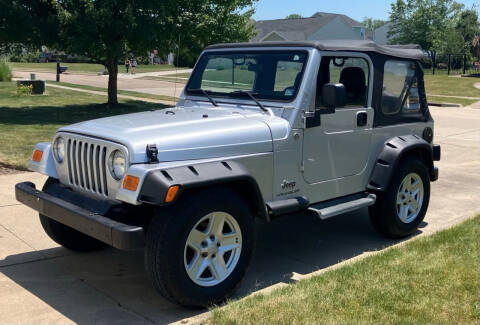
left=146, top=144, right=159, bottom=163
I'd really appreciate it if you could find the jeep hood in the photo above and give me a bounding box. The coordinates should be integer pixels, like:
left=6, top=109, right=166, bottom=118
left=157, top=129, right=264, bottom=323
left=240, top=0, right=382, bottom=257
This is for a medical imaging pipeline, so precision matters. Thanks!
left=58, top=106, right=275, bottom=163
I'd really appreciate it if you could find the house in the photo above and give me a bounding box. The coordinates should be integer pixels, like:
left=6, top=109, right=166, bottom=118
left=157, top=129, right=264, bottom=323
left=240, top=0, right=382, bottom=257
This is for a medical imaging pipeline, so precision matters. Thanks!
left=373, top=22, right=394, bottom=45
left=251, top=12, right=368, bottom=42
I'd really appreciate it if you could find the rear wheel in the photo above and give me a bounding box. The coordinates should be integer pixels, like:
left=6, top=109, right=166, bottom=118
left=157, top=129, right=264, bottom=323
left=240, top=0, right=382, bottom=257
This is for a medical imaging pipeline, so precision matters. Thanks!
left=144, top=187, right=255, bottom=307
left=369, top=157, right=430, bottom=238
left=39, top=178, right=106, bottom=252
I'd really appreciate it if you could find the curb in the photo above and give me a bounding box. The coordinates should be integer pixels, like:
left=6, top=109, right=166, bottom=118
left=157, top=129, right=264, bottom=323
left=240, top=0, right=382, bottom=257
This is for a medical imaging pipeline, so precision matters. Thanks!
left=429, top=102, right=462, bottom=108
left=172, top=209, right=480, bottom=325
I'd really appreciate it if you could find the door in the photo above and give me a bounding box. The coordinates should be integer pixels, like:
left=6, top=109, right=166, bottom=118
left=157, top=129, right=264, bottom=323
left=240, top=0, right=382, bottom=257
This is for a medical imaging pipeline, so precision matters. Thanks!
left=303, top=55, right=374, bottom=184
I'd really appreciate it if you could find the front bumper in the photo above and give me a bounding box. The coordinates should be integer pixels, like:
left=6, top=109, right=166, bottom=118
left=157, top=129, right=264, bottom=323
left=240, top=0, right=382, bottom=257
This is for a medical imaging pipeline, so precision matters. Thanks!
left=15, top=182, right=145, bottom=250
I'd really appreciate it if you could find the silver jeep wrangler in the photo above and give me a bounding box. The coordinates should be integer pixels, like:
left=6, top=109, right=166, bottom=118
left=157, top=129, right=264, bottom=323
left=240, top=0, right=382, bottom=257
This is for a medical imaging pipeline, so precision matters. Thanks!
left=16, top=40, right=440, bottom=307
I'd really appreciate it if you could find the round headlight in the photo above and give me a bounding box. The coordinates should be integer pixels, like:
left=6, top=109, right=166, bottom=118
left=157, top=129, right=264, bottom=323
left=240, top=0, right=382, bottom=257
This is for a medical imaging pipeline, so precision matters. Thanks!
left=109, top=150, right=126, bottom=180
left=53, top=137, right=65, bottom=163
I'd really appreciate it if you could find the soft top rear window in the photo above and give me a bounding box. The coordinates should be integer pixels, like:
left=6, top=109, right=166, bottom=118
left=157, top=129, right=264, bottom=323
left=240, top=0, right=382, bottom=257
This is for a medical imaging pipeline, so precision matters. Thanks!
left=186, top=51, right=308, bottom=102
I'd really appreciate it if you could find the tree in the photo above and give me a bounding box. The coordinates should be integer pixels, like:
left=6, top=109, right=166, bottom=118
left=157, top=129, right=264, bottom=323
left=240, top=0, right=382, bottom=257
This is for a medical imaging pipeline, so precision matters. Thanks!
left=361, top=17, right=387, bottom=30
left=455, top=9, right=480, bottom=57
left=0, top=0, right=257, bottom=105
left=474, top=36, right=480, bottom=60
left=285, top=14, right=302, bottom=19
left=388, top=0, right=463, bottom=60
left=173, top=3, right=256, bottom=67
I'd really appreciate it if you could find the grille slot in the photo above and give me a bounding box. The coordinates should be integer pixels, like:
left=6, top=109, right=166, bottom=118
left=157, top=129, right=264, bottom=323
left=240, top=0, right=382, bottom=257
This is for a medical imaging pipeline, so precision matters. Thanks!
left=65, top=137, right=109, bottom=196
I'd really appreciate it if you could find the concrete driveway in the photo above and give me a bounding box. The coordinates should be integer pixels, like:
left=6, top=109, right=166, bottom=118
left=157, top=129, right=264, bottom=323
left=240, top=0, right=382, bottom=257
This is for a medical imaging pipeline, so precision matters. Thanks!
left=0, top=106, right=479, bottom=324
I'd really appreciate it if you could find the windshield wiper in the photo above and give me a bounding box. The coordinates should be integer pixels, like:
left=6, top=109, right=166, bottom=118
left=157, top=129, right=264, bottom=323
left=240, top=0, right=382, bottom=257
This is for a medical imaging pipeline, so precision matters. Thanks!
left=188, top=88, right=218, bottom=107
left=230, top=91, right=268, bottom=113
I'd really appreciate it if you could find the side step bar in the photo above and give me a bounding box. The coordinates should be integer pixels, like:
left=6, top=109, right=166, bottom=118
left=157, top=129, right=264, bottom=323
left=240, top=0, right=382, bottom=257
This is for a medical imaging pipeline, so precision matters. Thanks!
left=308, top=193, right=376, bottom=220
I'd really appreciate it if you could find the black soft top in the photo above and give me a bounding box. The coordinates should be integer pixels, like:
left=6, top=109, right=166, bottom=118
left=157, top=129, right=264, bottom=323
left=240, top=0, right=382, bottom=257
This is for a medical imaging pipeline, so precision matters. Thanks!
left=206, top=40, right=424, bottom=60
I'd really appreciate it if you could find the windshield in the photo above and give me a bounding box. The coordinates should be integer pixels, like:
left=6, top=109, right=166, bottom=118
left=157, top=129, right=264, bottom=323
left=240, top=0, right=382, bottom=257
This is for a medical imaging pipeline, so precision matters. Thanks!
left=186, top=51, right=308, bottom=102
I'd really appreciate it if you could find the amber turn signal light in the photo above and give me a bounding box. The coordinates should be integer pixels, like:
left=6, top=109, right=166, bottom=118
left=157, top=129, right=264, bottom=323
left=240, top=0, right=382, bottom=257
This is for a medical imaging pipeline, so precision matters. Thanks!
left=32, top=150, right=43, bottom=162
left=165, top=185, right=180, bottom=203
left=123, top=175, right=140, bottom=191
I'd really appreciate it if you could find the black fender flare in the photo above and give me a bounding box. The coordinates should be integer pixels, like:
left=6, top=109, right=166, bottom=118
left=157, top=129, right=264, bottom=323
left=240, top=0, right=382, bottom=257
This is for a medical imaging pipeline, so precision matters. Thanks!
left=367, top=135, right=436, bottom=192
left=138, top=160, right=268, bottom=220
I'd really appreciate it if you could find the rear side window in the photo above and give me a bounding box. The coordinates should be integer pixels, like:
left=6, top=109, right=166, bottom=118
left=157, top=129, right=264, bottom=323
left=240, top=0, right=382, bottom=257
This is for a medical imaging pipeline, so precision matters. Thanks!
left=382, top=61, right=420, bottom=115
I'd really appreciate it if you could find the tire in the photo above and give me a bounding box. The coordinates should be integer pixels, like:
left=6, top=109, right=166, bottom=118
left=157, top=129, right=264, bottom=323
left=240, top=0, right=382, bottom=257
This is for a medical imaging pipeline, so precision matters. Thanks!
left=369, top=157, right=430, bottom=238
left=144, top=187, right=256, bottom=307
left=39, top=178, right=107, bottom=252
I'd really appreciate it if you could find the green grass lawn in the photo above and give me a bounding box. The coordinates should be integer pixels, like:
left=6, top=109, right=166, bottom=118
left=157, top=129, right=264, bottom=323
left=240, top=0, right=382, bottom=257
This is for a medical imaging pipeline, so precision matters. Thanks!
left=210, top=216, right=480, bottom=325
left=428, top=96, right=478, bottom=107
left=46, top=81, right=177, bottom=103
left=0, top=82, right=166, bottom=168
left=424, top=75, right=480, bottom=98
left=11, top=62, right=184, bottom=75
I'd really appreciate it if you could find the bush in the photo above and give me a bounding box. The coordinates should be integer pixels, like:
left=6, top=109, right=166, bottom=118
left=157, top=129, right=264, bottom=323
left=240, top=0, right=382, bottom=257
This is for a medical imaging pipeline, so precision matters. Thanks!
left=0, top=59, right=12, bottom=81
left=17, top=84, right=32, bottom=96
left=136, top=56, right=151, bottom=65
left=9, top=51, right=41, bottom=63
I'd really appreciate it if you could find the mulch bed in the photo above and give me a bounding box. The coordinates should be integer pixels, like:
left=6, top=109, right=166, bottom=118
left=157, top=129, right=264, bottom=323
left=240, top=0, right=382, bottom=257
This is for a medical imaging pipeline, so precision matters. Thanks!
left=0, top=163, right=29, bottom=175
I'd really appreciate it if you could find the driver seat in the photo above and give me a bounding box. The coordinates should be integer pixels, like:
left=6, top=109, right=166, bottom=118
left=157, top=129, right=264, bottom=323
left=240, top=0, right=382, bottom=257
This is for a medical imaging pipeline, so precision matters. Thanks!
left=339, top=67, right=367, bottom=106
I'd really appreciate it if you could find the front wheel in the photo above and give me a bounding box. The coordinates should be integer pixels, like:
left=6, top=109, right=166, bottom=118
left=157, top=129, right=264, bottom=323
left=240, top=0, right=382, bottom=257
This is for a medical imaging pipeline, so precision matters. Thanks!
left=144, top=188, right=255, bottom=307
left=369, top=157, right=430, bottom=238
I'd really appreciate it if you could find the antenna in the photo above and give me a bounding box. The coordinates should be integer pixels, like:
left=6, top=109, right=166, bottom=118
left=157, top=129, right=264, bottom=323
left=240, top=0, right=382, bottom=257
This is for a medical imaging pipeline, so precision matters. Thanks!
left=173, top=32, right=181, bottom=106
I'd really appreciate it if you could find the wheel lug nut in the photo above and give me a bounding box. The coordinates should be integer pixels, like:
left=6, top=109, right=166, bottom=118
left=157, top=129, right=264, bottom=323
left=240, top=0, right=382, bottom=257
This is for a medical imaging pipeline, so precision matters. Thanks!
left=210, top=235, right=215, bottom=240
left=201, top=241, right=207, bottom=247
left=202, top=253, right=208, bottom=258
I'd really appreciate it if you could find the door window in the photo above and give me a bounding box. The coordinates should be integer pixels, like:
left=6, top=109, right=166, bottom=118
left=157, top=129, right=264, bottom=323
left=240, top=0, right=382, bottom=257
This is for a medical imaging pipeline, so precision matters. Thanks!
left=316, top=57, right=370, bottom=108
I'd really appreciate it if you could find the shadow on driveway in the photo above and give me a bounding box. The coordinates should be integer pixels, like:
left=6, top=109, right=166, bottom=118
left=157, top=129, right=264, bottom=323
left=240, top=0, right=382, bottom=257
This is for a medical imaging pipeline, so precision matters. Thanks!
left=0, top=209, right=425, bottom=324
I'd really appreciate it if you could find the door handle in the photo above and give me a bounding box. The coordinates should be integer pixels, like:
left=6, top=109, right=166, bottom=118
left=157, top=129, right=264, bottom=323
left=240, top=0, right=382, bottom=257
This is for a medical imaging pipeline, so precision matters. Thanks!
left=356, top=111, right=368, bottom=127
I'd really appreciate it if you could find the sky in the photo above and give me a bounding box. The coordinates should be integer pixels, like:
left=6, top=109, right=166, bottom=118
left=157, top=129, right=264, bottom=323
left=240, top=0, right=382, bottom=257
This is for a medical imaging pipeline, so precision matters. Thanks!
left=251, top=0, right=480, bottom=22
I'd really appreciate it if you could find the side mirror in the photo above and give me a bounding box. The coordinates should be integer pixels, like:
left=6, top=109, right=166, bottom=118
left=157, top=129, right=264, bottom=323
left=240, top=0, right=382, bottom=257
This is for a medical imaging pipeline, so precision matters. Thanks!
left=321, top=83, right=346, bottom=113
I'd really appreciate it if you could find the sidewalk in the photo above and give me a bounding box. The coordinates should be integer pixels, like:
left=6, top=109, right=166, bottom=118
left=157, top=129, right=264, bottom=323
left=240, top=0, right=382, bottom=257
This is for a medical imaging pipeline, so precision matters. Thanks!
left=116, top=69, right=193, bottom=79
left=46, top=83, right=176, bottom=106
left=14, top=71, right=186, bottom=99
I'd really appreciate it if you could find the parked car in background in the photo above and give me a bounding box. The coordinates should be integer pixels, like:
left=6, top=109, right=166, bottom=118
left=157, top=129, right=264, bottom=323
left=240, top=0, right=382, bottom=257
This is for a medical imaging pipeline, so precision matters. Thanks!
left=37, top=52, right=59, bottom=63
